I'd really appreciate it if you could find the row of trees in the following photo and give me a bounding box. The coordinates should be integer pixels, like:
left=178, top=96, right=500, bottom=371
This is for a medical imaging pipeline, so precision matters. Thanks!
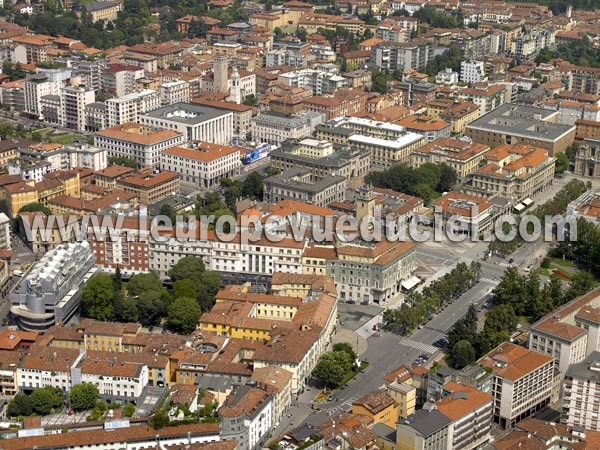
left=489, top=179, right=588, bottom=257
left=555, top=217, right=600, bottom=277
left=493, top=266, right=595, bottom=321
left=8, top=387, right=63, bottom=417
left=7, top=384, right=101, bottom=417
left=536, top=39, right=600, bottom=68
left=448, top=266, right=596, bottom=369
left=366, top=162, right=457, bottom=205
left=382, top=261, right=481, bottom=335
left=447, top=302, right=518, bottom=369
left=82, top=257, right=219, bottom=333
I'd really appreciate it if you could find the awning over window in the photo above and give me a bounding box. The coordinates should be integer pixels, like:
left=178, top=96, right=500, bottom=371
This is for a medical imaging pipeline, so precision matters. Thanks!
left=401, top=276, right=421, bottom=291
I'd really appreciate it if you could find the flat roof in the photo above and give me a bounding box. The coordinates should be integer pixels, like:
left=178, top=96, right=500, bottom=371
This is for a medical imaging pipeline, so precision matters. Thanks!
left=466, top=103, right=575, bottom=142
left=349, top=132, right=423, bottom=149
left=142, top=102, right=231, bottom=125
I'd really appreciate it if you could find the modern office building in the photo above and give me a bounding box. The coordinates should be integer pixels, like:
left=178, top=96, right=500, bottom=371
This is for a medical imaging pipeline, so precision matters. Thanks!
left=10, top=242, right=97, bottom=331
left=139, top=103, right=233, bottom=144
left=478, top=342, right=556, bottom=429
left=465, top=103, right=576, bottom=156
left=564, top=351, right=600, bottom=431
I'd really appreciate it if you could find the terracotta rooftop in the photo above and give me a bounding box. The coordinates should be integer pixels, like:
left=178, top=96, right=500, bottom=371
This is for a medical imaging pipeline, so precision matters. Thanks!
left=436, top=381, right=492, bottom=421
left=95, top=123, right=183, bottom=145
left=478, top=341, right=553, bottom=381
left=352, top=390, right=397, bottom=415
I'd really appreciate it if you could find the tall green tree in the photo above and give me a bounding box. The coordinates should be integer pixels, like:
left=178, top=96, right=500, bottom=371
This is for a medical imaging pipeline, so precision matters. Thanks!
left=312, top=351, right=353, bottom=388
left=168, top=297, right=202, bottom=334
left=70, top=384, right=99, bottom=411
left=30, top=387, right=63, bottom=415
left=81, top=274, right=115, bottom=321
left=452, top=340, right=476, bottom=369
left=173, top=279, right=199, bottom=299
left=7, top=394, right=32, bottom=417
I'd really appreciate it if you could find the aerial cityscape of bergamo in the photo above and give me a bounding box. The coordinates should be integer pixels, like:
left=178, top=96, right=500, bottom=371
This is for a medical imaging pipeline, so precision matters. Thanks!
left=0, top=0, right=599, bottom=448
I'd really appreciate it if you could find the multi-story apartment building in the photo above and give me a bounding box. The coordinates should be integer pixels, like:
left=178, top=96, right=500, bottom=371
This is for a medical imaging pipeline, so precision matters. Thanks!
left=277, top=69, right=347, bottom=96
left=352, top=391, right=399, bottom=428
left=160, top=142, right=241, bottom=188
left=329, top=239, right=416, bottom=304
left=102, top=63, right=145, bottom=97
left=564, top=351, right=600, bottom=431
left=528, top=287, right=600, bottom=376
left=87, top=216, right=150, bottom=275
left=149, top=232, right=305, bottom=282
left=263, top=168, right=346, bottom=207
left=478, top=341, right=556, bottom=429
left=269, top=138, right=371, bottom=181
left=465, top=104, right=576, bottom=156
left=376, top=20, right=410, bottom=43
left=94, top=123, right=185, bottom=168
left=463, top=143, right=556, bottom=202
left=460, top=60, right=487, bottom=84
left=384, top=365, right=429, bottom=416
left=252, top=111, right=324, bottom=146
left=315, top=116, right=425, bottom=168
left=105, top=89, right=160, bottom=127
left=457, top=84, right=507, bottom=115
left=116, top=170, right=180, bottom=205
left=411, top=139, right=490, bottom=182
left=84, top=102, right=108, bottom=132
left=23, top=73, right=61, bottom=117
left=510, top=28, right=555, bottom=62
left=62, top=86, right=95, bottom=131
left=9, top=242, right=97, bottom=331
left=160, top=80, right=191, bottom=105
left=571, top=66, right=600, bottom=95
left=65, top=142, right=108, bottom=171
left=219, top=386, right=273, bottom=450
left=140, top=103, right=233, bottom=144
left=302, top=88, right=370, bottom=121
left=266, top=49, right=307, bottom=67
left=251, top=366, right=292, bottom=426
left=436, top=382, right=493, bottom=450
left=17, top=346, right=83, bottom=393
left=79, top=352, right=149, bottom=402
left=12, top=34, right=54, bottom=64
left=370, top=40, right=436, bottom=71
left=396, top=114, right=452, bottom=143
left=396, top=408, right=452, bottom=450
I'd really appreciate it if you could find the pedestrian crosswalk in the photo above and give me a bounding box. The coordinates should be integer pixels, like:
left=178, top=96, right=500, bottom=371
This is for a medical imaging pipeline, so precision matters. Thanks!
left=399, top=339, right=438, bottom=354
left=15, top=252, right=32, bottom=258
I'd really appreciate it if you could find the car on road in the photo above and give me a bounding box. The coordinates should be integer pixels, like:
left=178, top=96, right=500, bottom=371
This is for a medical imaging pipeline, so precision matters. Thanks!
left=347, top=301, right=356, bottom=304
